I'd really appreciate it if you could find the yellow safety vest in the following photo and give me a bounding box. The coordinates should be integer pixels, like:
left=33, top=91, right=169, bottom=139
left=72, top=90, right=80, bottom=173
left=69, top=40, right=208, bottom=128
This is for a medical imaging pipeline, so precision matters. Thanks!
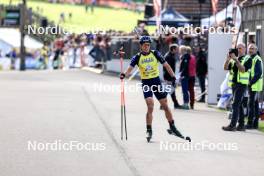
left=138, top=52, right=160, bottom=79
left=250, top=55, right=263, bottom=92
left=228, top=55, right=250, bottom=87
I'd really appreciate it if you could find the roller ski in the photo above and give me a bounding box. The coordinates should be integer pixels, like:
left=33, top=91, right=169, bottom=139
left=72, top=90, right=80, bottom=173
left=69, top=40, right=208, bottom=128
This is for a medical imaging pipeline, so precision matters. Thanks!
left=167, top=123, right=191, bottom=142
left=146, top=130, right=152, bottom=142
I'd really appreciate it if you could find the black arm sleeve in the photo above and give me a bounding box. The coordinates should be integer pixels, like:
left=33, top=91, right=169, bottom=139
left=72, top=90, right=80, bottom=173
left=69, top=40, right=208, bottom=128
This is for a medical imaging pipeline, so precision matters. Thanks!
left=153, top=50, right=166, bottom=64
left=130, top=54, right=140, bottom=67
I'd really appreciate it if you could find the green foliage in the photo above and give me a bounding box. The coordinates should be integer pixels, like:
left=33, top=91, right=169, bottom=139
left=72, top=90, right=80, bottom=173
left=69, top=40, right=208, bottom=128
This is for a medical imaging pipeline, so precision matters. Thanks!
left=2, top=0, right=143, bottom=32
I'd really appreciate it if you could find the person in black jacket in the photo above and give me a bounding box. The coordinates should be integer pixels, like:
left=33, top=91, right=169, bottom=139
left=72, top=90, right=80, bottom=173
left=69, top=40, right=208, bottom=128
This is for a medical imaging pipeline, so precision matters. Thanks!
left=195, top=47, right=207, bottom=102
left=162, top=44, right=182, bottom=109
left=179, top=45, right=190, bottom=109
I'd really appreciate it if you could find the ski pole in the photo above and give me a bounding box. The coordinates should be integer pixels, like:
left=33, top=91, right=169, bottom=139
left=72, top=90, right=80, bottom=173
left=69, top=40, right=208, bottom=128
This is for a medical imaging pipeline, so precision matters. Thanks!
left=116, top=46, right=128, bottom=140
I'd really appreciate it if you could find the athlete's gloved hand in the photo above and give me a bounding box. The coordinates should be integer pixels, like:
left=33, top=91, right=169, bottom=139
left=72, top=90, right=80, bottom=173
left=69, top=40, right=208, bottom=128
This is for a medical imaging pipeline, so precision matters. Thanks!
left=120, top=73, right=126, bottom=80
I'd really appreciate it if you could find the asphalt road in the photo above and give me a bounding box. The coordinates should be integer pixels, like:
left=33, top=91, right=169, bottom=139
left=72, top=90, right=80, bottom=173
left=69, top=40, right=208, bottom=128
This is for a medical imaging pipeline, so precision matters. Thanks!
left=0, top=70, right=263, bottom=176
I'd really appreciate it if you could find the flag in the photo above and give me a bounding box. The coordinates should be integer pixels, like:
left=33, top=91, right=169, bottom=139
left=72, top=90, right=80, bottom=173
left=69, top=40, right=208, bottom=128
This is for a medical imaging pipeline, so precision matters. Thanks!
left=153, top=0, right=161, bottom=31
left=211, top=0, right=219, bottom=15
left=153, top=0, right=161, bottom=17
left=232, top=0, right=238, bottom=28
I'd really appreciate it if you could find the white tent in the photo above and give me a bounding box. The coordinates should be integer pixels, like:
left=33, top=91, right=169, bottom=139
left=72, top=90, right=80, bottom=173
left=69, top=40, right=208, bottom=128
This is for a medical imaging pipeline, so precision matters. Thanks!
left=0, top=28, right=43, bottom=53
left=201, top=4, right=242, bottom=29
left=0, top=39, right=13, bottom=56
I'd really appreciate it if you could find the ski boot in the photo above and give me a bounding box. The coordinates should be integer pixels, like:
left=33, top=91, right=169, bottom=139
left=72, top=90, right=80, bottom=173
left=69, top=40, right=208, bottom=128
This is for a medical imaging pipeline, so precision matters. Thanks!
left=146, top=130, right=152, bottom=143
left=167, top=125, right=191, bottom=142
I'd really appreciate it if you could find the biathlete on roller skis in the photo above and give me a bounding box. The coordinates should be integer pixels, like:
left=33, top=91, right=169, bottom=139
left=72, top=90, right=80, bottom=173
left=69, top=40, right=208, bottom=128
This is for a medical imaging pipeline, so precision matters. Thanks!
left=119, top=36, right=191, bottom=143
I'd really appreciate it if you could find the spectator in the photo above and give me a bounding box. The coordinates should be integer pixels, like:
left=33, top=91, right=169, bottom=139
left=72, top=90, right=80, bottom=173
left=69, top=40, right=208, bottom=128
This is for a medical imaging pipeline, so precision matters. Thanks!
left=187, top=46, right=196, bottom=109
left=89, top=35, right=105, bottom=68
left=59, top=12, right=65, bottom=23
left=222, top=43, right=251, bottom=131
left=162, top=44, right=182, bottom=109
left=72, top=34, right=80, bottom=67
left=39, top=44, right=49, bottom=69
left=179, top=45, right=190, bottom=110
left=7, top=49, right=17, bottom=70
left=69, top=12, right=72, bottom=20
left=246, top=44, right=263, bottom=129
left=195, top=47, right=207, bottom=102
left=53, top=38, right=64, bottom=69
left=85, top=3, right=89, bottom=12
left=104, top=36, right=112, bottom=61
left=91, top=0, right=96, bottom=14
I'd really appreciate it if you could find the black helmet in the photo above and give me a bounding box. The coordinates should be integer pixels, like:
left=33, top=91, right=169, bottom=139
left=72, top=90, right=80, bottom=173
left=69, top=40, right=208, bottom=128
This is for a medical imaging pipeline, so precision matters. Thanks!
left=139, top=36, right=152, bottom=45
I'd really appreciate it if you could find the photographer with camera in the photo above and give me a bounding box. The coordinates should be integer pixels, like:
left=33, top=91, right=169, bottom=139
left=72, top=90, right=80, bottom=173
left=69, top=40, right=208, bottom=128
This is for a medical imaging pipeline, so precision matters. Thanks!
left=222, top=43, right=251, bottom=131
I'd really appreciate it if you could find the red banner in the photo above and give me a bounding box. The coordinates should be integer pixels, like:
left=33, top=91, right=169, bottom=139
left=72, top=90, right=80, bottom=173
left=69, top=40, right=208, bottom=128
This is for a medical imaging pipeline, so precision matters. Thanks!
left=153, top=0, right=161, bottom=29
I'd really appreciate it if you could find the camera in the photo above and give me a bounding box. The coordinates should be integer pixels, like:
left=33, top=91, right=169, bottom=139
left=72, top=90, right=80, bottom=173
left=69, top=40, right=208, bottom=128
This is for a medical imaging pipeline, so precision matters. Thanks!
left=229, top=48, right=238, bottom=57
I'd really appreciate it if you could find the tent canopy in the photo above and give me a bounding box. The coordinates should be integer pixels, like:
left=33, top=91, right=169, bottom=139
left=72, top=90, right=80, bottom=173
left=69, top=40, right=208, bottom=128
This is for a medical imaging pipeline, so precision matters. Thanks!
left=141, top=7, right=190, bottom=27
left=0, top=28, right=43, bottom=51
left=201, top=3, right=242, bottom=29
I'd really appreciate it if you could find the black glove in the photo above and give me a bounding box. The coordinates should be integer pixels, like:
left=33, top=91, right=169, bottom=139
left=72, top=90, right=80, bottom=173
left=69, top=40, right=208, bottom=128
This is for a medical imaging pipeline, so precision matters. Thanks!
left=120, top=73, right=126, bottom=80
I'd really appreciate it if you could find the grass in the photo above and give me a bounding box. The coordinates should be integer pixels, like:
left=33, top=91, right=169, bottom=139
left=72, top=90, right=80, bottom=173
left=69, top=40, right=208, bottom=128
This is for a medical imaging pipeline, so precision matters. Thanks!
left=259, top=121, right=264, bottom=132
left=2, top=0, right=145, bottom=32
